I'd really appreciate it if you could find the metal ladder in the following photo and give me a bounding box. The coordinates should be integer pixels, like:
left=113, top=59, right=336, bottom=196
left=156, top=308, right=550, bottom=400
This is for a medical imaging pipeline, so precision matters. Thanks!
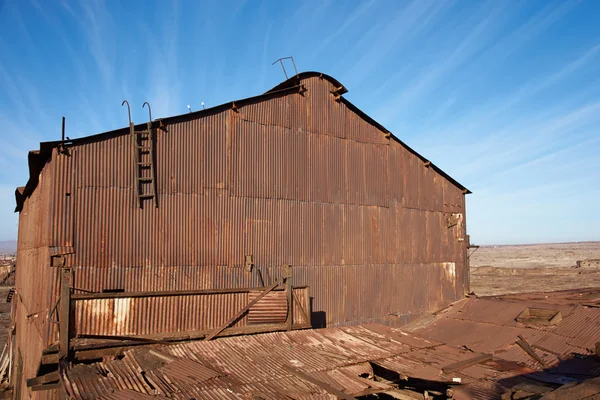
left=123, top=101, right=158, bottom=208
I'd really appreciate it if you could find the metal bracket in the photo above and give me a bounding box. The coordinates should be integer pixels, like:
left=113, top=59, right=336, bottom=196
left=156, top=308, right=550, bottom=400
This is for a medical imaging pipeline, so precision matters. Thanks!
left=51, top=255, right=66, bottom=268
left=272, top=57, right=298, bottom=80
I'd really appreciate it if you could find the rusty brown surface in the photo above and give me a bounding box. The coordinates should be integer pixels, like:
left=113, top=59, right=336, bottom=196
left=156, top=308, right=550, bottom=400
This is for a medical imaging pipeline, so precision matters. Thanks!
left=14, top=71, right=469, bottom=398
left=30, top=73, right=468, bottom=329
left=57, top=305, right=600, bottom=400
left=71, top=287, right=309, bottom=343
left=410, top=290, right=600, bottom=374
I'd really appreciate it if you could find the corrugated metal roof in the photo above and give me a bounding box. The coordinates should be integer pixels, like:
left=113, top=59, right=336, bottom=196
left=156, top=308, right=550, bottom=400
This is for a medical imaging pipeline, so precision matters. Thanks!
left=58, top=293, right=600, bottom=400
left=61, top=325, right=488, bottom=399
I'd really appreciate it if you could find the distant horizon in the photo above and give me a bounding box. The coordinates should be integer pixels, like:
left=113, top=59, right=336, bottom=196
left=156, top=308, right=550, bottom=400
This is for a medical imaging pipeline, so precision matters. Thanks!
left=1, top=239, right=598, bottom=254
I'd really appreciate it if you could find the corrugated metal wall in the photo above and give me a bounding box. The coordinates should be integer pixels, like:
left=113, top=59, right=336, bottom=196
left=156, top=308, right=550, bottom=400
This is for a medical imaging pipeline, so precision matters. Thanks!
left=15, top=156, right=61, bottom=399
left=46, top=75, right=466, bottom=329
left=15, top=76, right=466, bottom=394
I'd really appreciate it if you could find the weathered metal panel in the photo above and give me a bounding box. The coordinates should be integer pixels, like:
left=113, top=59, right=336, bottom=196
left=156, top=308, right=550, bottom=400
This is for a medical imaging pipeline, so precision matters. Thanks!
left=156, top=112, right=228, bottom=194
left=72, top=287, right=310, bottom=338
left=51, top=148, right=74, bottom=247
left=74, top=292, right=249, bottom=336
left=13, top=154, right=60, bottom=399
left=304, top=76, right=345, bottom=139
left=20, top=75, right=468, bottom=346
left=247, top=290, right=287, bottom=325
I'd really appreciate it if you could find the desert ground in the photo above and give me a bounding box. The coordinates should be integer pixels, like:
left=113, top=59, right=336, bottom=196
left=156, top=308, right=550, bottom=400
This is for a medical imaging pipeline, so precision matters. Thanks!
left=470, top=241, right=600, bottom=296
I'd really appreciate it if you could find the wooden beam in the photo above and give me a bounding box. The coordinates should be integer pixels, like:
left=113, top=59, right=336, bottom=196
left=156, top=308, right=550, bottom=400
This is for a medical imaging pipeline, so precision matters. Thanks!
left=72, top=286, right=308, bottom=300
left=39, top=322, right=313, bottom=364
left=30, top=382, right=62, bottom=392
left=76, top=334, right=170, bottom=344
left=26, top=371, right=60, bottom=387
left=442, top=354, right=492, bottom=374
left=285, top=265, right=293, bottom=331
left=204, top=278, right=285, bottom=341
left=58, top=268, right=71, bottom=360
left=516, top=335, right=546, bottom=367
left=282, top=365, right=355, bottom=400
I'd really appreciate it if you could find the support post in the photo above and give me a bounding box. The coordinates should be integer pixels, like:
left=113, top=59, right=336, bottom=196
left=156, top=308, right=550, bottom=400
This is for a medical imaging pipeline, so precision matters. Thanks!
left=58, top=268, right=71, bottom=360
left=285, top=265, right=293, bottom=331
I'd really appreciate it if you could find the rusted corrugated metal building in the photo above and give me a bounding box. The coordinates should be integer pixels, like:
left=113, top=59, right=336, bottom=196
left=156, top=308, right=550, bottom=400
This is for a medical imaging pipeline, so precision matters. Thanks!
left=10, top=72, right=469, bottom=398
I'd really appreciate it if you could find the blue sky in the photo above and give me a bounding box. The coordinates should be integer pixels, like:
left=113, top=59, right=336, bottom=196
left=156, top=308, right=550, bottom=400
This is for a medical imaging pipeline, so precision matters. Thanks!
left=0, top=0, right=599, bottom=245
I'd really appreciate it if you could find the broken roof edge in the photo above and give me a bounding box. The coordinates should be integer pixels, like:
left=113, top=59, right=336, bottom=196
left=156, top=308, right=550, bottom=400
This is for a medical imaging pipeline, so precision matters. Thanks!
left=14, top=70, right=470, bottom=212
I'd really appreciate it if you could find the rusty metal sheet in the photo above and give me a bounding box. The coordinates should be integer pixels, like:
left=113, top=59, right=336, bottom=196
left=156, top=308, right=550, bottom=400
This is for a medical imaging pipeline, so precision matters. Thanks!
left=247, top=290, right=287, bottom=325
left=413, top=296, right=600, bottom=371
left=72, top=287, right=309, bottom=339
left=14, top=72, right=472, bottom=393
left=61, top=322, right=543, bottom=400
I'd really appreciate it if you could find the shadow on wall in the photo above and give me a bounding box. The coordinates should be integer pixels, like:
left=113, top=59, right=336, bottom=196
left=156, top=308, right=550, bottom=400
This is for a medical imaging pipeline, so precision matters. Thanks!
left=310, top=297, right=326, bottom=328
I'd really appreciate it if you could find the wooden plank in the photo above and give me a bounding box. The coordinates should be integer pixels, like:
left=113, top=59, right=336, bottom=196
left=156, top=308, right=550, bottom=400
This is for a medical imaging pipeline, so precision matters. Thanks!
left=58, top=268, right=71, bottom=360
left=38, top=322, right=312, bottom=362
left=72, top=285, right=308, bottom=300
left=204, top=278, right=285, bottom=341
left=516, top=335, right=546, bottom=367
left=282, top=365, right=355, bottom=400
left=30, top=382, right=62, bottom=392
left=285, top=265, right=293, bottom=331
left=26, top=371, right=60, bottom=387
left=76, top=334, right=170, bottom=344
left=442, top=354, right=492, bottom=373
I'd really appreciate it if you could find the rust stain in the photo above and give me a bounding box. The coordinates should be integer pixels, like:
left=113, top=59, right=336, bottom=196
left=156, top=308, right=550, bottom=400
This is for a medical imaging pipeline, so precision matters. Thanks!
left=13, top=72, right=470, bottom=395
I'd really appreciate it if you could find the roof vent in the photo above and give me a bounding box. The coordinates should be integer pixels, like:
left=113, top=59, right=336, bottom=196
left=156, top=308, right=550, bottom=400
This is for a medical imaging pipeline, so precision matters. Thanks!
left=516, top=307, right=562, bottom=326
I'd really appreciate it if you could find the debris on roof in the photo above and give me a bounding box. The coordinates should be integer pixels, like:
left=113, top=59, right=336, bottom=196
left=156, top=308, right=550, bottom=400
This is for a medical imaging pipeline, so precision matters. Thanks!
left=39, top=289, right=600, bottom=399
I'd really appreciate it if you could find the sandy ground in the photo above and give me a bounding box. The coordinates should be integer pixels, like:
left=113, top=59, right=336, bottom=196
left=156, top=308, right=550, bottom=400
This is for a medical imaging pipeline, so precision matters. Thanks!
left=470, top=241, right=600, bottom=296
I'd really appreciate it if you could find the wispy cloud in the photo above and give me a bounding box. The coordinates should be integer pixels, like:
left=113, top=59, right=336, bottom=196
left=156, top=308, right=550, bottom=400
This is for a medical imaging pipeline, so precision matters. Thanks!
left=373, top=0, right=508, bottom=122
left=453, top=100, right=600, bottom=180
left=313, top=0, right=376, bottom=56
left=341, top=0, right=450, bottom=88
left=257, top=24, right=272, bottom=92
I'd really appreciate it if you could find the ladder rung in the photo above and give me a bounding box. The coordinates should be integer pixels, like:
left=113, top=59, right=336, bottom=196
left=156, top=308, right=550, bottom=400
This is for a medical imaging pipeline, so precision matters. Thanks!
left=136, top=146, right=152, bottom=150
left=138, top=162, right=152, bottom=167
left=138, top=177, right=153, bottom=182
left=135, top=130, right=151, bottom=135
left=139, top=194, right=155, bottom=199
